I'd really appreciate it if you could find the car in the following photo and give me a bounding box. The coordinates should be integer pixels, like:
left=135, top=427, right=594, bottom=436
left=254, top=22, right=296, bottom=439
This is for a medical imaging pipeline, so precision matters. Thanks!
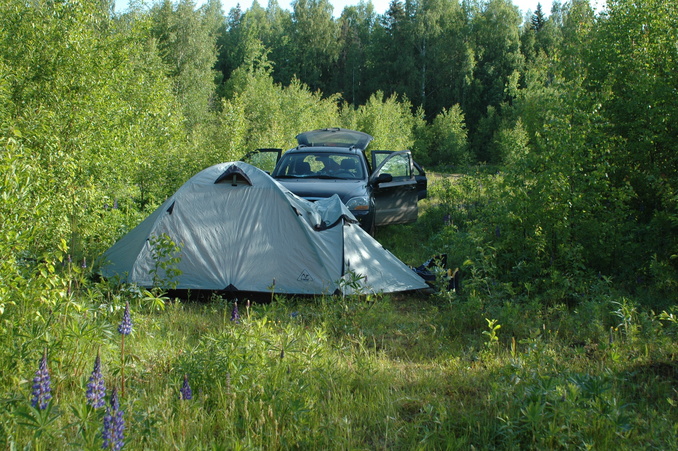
left=247, top=128, right=427, bottom=235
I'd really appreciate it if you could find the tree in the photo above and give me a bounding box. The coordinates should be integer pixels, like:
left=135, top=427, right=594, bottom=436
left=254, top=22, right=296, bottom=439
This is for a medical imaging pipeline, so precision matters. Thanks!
left=0, top=0, right=185, bottom=261
left=348, top=91, right=417, bottom=152
left=413, top=0, right=470, bottom=117
left=366, top=0, right=414, bottom=98
left=425, top=105, right=470, bottom=167
left=531, top=2, right=545, bottom=31
left=264, top=0, right=296, bottom=86
left=215, top=2, right=243, bottom=87
left=558, top=0, right=595, bottom=77
left=288, top=0, right=339, bottom=92
left=220, top=49, right=341, bottom=157
left=586, top=0, right=678, bottom=289
left=521, top=2, right=561, bottom=63
left=150, top=0, right=220, bottom=129
left=333, top=2, right=377, bottom=105
left=464, top=0, right=523, bottom=161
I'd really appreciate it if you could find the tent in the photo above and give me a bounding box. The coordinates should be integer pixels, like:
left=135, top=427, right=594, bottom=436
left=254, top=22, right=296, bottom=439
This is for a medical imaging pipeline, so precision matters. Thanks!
left=100, top=162, right=428, bottom=295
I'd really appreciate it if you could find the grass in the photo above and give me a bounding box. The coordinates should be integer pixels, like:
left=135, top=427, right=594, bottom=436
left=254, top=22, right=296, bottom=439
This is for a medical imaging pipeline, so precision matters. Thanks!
left=1, top=287, right=676, bottom=449
left=1, top=173, right=676, bottom=449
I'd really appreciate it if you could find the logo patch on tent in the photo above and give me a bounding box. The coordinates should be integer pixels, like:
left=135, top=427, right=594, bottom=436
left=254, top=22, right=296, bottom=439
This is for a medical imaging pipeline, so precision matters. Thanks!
left=297, top=270, right=314, bottom=282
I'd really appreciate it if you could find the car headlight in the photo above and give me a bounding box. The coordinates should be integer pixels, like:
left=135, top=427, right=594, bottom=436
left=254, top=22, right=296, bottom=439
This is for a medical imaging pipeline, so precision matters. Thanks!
left=346, top=196, right=370, bottom=211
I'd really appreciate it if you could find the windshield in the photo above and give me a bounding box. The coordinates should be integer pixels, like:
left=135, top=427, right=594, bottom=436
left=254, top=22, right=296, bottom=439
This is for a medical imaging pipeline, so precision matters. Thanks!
left=272, top=153, right=365, bottom=180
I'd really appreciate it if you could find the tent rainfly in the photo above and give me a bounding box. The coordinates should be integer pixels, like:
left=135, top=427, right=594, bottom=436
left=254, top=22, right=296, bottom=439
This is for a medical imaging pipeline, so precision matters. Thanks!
left=100, top=162, right=428, bottom=295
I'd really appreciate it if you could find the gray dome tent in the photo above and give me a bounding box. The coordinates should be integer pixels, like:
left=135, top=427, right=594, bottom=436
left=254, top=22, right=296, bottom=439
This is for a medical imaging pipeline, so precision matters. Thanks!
left=100, top=162, right=427, bottom=296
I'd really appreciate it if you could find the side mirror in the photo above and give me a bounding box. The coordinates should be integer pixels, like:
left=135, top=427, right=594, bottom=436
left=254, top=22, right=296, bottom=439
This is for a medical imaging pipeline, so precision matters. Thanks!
left=375, top=173, right=393, bottom=185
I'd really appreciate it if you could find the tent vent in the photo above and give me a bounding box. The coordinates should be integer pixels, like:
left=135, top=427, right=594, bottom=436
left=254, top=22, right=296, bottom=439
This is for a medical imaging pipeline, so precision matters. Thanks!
left=223, top=283, right=239, bottom=292
left=215, top=165, right=253, bottom=186
left=167, top=201, right=175, bottom=214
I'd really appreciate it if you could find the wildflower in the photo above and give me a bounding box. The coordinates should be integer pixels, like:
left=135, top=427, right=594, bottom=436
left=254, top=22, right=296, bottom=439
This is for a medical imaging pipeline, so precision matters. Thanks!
left=102, top=388, right=124, bottom=450
left=110, top=387, right=120, bottom=411
left=230, top=301, right=240, bottom=323
left=118, top=302, right=132, bottom=398
left=180, top=374, right=192, bottom=400
left=82, top=257, right=87, bottom=269
left=86, top=353, right=106, bottom=408
left=117, top=302, right=133, bottom=335
left=31, top=350, right=52, bottom=410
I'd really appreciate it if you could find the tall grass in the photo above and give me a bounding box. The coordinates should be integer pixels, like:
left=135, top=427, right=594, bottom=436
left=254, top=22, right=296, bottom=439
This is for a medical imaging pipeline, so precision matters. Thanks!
left=1, top=282, right=676, bottom=449
left=1, top=173, right=676, bottom=449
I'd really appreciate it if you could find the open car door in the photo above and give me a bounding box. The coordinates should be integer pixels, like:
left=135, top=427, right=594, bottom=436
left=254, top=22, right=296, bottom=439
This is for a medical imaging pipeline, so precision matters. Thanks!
left=413, top=161, right=428, bottom=200
left=370, top=150, right=418, bottom=226
left=243, top=148, right=282, bottom=174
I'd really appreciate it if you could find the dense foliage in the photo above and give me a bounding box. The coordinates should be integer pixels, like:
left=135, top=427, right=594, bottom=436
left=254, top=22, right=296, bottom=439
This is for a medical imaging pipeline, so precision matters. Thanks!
left=0, top=0, right=676, bottom=447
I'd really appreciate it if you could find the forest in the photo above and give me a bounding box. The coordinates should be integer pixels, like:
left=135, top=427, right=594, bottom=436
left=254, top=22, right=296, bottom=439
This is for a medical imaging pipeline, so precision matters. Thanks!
left=1, top=0, right=677, bottom=448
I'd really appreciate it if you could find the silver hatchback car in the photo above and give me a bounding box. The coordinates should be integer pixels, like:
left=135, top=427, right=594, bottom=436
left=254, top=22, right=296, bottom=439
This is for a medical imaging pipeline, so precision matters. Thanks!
left=247, top=128, right=427, bottom=235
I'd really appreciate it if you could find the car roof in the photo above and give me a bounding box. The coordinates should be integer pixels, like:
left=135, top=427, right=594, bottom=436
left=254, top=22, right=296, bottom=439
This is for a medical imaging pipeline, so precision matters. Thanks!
left=295, top=128, right=373, bottom=150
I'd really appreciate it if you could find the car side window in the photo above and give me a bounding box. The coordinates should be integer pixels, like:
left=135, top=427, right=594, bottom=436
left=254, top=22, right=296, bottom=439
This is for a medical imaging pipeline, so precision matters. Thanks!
left=379, top=153, right=411, bottom=179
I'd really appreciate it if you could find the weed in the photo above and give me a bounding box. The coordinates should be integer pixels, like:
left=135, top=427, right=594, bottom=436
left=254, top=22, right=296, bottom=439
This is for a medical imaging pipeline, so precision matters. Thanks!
left=148, top=233, right=183, bottom=290
left=482, top=318, right=501, bottom=351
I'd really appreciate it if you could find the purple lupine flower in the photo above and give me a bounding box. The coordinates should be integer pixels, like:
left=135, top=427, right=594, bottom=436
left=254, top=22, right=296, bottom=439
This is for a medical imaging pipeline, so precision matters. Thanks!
left=31, top=351, right=52, bottom=409
left=230, top=301, right=240, bottom=323
left=111, top=409, right=124, bottom=448
left=102, top=409, right=112, bottom=444
left=117, top=302, right=132, bottom=335
left=102, top=388, right=124, bottom=450
left=110, top=387, right=120, bottom=411
left=180, top=374, right=192, bottom=400
left=86, top=353, right=106, bottom=408
left=113, top=199, right=118, bottom=209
